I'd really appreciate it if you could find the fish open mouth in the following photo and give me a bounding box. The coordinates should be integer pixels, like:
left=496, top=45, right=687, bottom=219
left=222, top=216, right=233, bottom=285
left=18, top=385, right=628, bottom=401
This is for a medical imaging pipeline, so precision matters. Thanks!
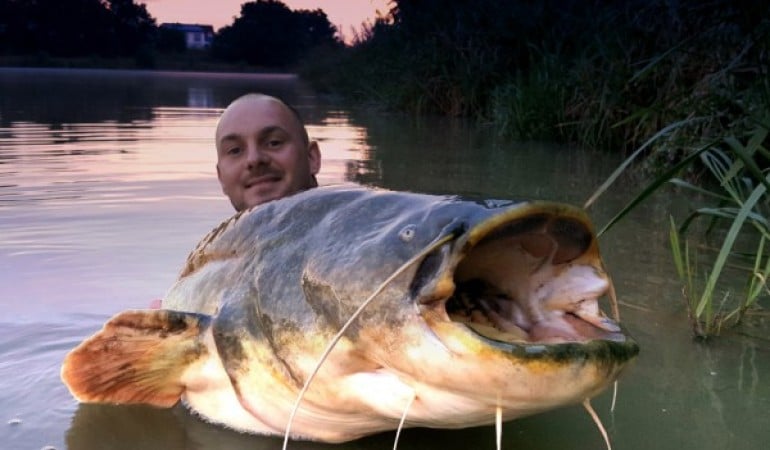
left=419, top=204, right=630, bottom=348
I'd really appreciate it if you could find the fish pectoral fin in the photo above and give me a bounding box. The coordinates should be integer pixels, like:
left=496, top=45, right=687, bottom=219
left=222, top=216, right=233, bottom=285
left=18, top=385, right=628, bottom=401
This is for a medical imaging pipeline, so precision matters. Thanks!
left=61, top=309, right=211, bottom=408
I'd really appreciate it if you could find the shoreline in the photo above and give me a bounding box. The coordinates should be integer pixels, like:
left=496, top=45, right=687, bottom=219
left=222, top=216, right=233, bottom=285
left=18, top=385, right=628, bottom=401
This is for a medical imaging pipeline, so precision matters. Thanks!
left=0, top=65, right=298, bottom=79
left=0, top=54, right=283, bottom=74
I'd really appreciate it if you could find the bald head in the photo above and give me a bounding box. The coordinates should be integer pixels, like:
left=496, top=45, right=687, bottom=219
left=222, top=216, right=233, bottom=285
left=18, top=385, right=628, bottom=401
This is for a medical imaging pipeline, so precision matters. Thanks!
left=216, top=94, right=309, bottom=147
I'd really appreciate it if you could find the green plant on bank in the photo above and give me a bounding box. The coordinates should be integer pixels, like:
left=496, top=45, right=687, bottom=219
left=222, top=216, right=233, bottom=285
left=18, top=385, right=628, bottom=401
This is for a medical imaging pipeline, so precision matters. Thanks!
left=581, top=6, right=770, bottom=338
left=591, top=116, right=770, bottom=338
left=668, top=122, right=770, bottom=337
left=487, top=53, right=567, bottom=141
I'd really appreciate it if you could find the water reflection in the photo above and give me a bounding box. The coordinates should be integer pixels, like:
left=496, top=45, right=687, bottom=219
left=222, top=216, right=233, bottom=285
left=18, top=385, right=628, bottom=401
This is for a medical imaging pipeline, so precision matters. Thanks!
left=0, top=68, right=310, bottom=138
left=187, top=87, right=215, bottom=108
left=66, top=403, right=501, bottom=450
left=65, top=402, right=618, bottom=450
left=341, top=110, right=619, bottom=204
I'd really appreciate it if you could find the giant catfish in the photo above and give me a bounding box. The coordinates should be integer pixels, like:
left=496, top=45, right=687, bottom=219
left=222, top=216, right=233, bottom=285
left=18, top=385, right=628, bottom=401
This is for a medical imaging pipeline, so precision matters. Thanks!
left=62, top=185, right=639, bottom=443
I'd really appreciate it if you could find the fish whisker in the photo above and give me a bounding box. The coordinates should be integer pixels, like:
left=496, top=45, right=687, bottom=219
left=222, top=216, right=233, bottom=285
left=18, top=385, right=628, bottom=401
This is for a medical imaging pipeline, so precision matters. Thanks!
left=281, top=233, right=455, bottom=450
left=607, top=280, right=620, bottom=415
left=495, top=403, right=503, bottom=450
left=393, top=390, right=416, bottom=450
left=583, top=398, right=612, bottom=450
left=608, top=278, right=620, bottom=322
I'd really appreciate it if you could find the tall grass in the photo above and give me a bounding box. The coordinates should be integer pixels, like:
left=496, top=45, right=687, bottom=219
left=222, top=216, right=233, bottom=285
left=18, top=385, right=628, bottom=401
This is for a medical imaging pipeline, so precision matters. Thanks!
left=670, top=124, right=770, bottom=337
left=593, top=115, right=770, bottom=338
left=579, top=7, right=770, bottom=337
left=487, top=54, right=567, bottom=141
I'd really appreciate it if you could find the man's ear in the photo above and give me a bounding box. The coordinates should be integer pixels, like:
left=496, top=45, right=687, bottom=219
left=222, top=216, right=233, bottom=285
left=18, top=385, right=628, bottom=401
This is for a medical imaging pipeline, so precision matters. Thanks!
left=308, top=141, right=321, bottom=175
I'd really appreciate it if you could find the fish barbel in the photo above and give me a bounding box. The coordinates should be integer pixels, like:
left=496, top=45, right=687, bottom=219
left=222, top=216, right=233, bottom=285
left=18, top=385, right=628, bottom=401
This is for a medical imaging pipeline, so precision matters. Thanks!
left=62, top=184, right=639, bottom=443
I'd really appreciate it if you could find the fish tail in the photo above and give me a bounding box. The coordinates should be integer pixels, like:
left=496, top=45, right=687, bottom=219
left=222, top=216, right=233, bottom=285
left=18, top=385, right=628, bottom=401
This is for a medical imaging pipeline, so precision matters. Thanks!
left=61, top=309, right=211, bottom=407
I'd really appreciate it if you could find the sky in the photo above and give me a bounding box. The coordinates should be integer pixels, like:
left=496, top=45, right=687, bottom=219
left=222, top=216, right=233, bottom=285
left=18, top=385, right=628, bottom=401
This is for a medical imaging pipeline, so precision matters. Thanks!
left=144, top=0, right=391, bottom=43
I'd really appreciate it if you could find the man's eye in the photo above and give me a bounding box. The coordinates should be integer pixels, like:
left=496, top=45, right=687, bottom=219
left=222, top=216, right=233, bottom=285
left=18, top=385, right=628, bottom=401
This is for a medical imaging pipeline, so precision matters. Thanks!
left=267, top=139, right=283, bottom=148
left=227, top=147, right=241, bottom=155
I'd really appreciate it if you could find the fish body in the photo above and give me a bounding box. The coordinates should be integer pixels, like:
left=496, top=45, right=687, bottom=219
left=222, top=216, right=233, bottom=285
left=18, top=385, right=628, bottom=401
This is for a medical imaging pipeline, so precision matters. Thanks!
left=62, top=184, right=638, bottom=442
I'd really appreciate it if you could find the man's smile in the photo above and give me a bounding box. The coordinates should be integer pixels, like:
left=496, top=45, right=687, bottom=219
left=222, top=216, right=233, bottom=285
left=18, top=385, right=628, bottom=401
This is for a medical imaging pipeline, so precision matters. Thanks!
left=245, top=174, right=282, bottom=189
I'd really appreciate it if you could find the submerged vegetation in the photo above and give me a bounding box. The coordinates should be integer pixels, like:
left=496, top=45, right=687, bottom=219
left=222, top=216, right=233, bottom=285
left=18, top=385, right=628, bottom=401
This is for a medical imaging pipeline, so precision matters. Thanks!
left=301, top=0, right=770, bottom=338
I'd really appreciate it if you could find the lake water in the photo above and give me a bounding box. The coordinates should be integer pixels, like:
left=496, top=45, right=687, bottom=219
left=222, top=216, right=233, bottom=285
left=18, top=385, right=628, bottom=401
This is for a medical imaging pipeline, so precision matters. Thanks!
left=1, top=68, right=768, bottom=450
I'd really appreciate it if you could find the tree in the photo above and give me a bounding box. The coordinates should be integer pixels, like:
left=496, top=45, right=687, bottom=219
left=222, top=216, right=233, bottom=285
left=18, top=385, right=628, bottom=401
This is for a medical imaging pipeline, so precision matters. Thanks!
left=106, top=0, right=157, bottom=57
left=0, top=0, right=156, bottom=58
left=28, top=0, right=113, bottom=57
left=212, top=0, right=340, bottom=67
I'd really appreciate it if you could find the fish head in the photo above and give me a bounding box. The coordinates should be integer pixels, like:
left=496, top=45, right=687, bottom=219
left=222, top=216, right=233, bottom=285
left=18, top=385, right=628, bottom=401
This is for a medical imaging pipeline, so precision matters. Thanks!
left=301, top=193, right=639, bottom=427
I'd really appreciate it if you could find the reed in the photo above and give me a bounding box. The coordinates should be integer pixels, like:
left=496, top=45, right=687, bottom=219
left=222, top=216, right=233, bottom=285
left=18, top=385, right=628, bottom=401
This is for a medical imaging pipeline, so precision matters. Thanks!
left=596, top=118, right=770, bottom=338
left=580, top=4, right=770, bottom=337
left=671, top=124, right=770, bottom=336
left=487, top=54, right=567, bottom=141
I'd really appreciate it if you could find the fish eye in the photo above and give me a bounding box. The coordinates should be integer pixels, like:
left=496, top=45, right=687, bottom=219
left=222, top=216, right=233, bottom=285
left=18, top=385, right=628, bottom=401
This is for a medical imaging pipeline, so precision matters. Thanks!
left=399, top=225, right=416, bottom=242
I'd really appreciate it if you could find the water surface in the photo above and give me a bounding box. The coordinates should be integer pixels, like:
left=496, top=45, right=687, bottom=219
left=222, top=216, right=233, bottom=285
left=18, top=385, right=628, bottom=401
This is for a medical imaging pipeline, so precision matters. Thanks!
left=1, top=68, right=768, bottom=450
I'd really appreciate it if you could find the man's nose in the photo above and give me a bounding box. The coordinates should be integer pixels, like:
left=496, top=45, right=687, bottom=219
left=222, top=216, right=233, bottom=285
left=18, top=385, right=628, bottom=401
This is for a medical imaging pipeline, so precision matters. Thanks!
left=245, top=144, right=270, bottom=167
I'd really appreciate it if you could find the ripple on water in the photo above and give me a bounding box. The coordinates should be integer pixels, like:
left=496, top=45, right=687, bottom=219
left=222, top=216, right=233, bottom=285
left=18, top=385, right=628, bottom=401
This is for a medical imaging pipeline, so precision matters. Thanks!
left=0, top=317, right=106, bottom=450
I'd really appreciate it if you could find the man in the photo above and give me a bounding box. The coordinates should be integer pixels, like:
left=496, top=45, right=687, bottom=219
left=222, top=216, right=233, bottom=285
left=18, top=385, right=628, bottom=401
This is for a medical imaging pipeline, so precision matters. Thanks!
left=150, top=94, right=321, bottom=309
left=215, top=93, right=321, bottom=211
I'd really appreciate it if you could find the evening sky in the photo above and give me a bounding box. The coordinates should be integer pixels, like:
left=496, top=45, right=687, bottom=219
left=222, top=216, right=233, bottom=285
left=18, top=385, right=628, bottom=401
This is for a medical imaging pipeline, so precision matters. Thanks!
left=144, top=0, right=390, bottom=43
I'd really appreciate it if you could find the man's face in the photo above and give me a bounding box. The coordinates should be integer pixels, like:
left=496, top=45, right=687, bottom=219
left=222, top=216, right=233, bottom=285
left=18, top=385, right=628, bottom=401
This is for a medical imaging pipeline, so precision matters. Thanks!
left=215, top=95, right=320, bottom=211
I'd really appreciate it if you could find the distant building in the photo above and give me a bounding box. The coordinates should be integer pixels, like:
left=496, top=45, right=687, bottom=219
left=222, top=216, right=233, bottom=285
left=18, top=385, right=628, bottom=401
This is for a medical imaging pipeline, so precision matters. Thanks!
left=159, top=23, right=214, bottom=50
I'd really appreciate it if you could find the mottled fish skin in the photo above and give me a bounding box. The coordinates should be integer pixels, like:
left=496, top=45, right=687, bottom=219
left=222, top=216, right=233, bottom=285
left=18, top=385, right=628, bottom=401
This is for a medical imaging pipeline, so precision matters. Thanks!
left=62, top=184, right=639, bottom=443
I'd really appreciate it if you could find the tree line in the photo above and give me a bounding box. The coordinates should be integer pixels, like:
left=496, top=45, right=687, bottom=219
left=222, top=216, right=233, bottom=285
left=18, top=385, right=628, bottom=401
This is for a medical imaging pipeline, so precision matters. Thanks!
left=0, top=0, right=340, bottom=67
